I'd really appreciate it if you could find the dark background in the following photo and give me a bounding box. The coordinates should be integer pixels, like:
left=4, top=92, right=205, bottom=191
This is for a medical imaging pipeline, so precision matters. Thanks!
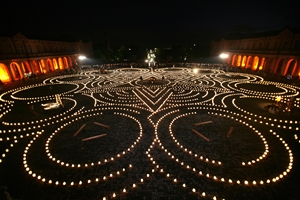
left=1, top=0, right=299, bottom=61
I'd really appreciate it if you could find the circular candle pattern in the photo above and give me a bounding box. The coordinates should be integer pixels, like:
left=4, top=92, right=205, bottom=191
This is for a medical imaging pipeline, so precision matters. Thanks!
left=0, top=67, right=299, bottom=199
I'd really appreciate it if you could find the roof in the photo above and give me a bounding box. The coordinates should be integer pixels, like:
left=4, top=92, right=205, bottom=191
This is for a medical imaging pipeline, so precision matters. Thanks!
left=214, top=26, right=300, bottom=41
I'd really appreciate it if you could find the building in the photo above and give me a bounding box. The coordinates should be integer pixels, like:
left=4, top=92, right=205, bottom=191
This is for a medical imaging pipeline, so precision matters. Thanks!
left=0, top=32, right=93, bottom=83
left=210, top=27, right=300, bottom=78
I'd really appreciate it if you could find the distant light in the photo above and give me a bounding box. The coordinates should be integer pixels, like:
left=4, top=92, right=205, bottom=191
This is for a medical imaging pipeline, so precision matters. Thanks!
left=276, top=96, right=281, bottom=102
left=193, top=68, right=198, bottom=73
left=79, top=56, right=86, bottom=60
left=219, top=53, right=228, bottom=59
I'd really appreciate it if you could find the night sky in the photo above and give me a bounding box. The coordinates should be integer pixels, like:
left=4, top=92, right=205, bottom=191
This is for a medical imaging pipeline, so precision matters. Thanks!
left=1, top=0, right=299, bottom=47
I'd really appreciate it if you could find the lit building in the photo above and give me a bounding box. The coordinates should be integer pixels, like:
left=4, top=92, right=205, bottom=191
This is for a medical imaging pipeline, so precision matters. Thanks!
left=210, top=27, right=300, bottom=78
left=0, top=32, right=93, bottom=83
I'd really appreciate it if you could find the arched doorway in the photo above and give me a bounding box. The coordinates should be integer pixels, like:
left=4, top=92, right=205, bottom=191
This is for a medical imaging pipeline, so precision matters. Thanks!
left=68, top=57, right=73, bottom=67
left=252, top=56, right=259, bottom=70
left=276, top=59, right=284, bottom=74
left=0, top=63, right=12, bottom=83
left=21, top=61, right=32, bottom=73
left=58, top=58, right=64, bottom=70
left=47, top=59, right=54, bottom=71
left=10, top=62, right=23, bottom=80
left=259, top=57, right=265, bottom=70
left=246, top=56, right=252, bottom=68
left=265, top=58, right=274, bottom=72
left=284, top=59, right=297, bottom=76
left=63, top=57, right=69, bottom=68
left=231, top=55, right=237, bottom=66
left=32, top=61, right=41, bottom=75
left=241, top=56, right=247, bottom=67
left=39, top=60, right=47, bottom=73
left=237, top=55, right=242, bottom=66
left=53, top=59, right=59, bottom=70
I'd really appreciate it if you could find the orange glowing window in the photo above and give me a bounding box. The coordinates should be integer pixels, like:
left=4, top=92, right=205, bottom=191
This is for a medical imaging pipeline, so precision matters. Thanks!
left=237, top=55, right=242, bottom=66
left=241, top=56, right=247, bottom=67
left=40, top=60, right=47, bottom=73
left=260, top=57, right=265, bottom=70
left=10, top=62, right=23, bottom=80
left=0, top=63, right=11, bottom=83
left=252, top=57, right=259, bottom=70
left=47, top=59, right=54, bottom=71
left=58, top=58, right=64, bottom=70
left=231, top=55, right=237, bottom=66
left=53, top=59, right=58, bottom=70
left=63, top=57, right=69, bottom=68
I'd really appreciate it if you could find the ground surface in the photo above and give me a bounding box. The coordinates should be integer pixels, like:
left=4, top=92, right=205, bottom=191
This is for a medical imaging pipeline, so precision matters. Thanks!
left=0, top=67, right=300, bottom=200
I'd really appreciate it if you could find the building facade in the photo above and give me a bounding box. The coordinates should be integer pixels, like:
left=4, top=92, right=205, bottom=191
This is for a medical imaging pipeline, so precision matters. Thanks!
left=210, top=27, right=300, bottom=78
left=0, top=33, right=93, bottom=83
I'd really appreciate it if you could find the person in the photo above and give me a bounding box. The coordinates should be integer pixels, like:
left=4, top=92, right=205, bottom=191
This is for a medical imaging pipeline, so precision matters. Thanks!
left=0, top=186, right=14, bottom=200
